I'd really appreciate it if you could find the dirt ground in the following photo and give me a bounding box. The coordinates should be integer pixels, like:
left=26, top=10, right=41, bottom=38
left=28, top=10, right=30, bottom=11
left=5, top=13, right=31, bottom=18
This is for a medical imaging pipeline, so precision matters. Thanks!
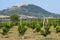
left=0, top=26, right=60, bottom=40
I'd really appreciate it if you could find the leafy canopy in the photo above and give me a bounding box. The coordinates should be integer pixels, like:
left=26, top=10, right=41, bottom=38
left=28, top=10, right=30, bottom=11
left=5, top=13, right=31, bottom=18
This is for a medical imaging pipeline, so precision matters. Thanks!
left=10, top=13, right=19, bottom=21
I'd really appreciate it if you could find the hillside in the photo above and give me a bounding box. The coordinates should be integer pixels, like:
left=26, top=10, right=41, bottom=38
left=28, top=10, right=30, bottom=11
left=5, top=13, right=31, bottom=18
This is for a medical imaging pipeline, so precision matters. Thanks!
left=0, top=4, right=60, bottom=18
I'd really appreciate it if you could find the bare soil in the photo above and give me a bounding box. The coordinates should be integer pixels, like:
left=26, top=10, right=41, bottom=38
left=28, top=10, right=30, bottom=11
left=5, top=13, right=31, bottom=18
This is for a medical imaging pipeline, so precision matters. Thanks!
left=0, top=26, right=60, bottom=40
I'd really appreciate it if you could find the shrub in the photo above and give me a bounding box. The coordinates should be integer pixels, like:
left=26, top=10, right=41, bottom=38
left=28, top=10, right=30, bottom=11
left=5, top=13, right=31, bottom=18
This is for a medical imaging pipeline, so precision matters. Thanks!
left=34, top=23, right=42, bottom=32
left=18, top=24, right=27, bottom=36
left=40, top=29, right=50, bottom=36
left=2, top=22, right=13, bottom=35
left=40, top=30, right=47, bottom=36
left=2, top=27, right=9, bottom=35
left=30, top=22, right=36, bottom=29
left=45, top=22, right=51, bottom=31
left=56, top=26, right=60, bottom=33
left=53, top=20, right=57, bottom=28
left=0, top=22, right=3, bottom=29
left=53, top=23, right=57, bottom=28
left=27, top=21, right=37, bottom=29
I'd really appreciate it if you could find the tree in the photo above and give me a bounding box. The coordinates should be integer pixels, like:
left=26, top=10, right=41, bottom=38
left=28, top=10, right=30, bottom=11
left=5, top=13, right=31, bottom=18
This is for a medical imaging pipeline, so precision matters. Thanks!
left=10, top=13, right=19, bottom=22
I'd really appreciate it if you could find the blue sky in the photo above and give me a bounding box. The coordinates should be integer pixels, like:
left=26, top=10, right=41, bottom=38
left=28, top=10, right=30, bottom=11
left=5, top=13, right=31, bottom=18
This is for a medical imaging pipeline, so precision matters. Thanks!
left=0, top=0, right=60, bottom=14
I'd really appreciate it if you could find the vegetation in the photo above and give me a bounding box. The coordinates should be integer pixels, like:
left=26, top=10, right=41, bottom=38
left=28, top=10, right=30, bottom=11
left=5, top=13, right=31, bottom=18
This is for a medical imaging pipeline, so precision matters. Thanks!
left=34, top=22, right=43, bottom=32
left=10, top=13, right=19, bottom=22
left=56, top=26, right=60, bottom=33
left=18, top=23, right=27, bottom=36
left=0, top=17, right=60, bottom=37
left=0, top=4, right=60, bottom=17
left=2, top=22, right=14, bottom=35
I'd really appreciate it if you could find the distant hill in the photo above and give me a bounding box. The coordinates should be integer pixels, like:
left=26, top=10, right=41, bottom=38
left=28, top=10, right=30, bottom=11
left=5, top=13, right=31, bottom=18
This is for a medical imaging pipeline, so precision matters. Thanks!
left=0, top=4, right=60, bottom=18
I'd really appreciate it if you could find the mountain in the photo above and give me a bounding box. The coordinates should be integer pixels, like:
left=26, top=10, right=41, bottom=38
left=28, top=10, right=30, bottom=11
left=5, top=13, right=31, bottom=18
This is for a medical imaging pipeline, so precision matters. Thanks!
left=0, top=4, right=60, bottom=18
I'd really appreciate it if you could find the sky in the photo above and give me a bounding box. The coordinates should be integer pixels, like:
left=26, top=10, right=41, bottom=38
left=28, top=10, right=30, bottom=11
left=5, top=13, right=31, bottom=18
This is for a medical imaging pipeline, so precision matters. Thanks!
left=0, top=0, right=60, bottom=14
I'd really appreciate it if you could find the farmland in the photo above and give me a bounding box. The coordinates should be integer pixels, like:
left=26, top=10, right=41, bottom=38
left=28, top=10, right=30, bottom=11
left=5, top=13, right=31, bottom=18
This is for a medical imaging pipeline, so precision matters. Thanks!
left=0, top=18, right=60, bottom=40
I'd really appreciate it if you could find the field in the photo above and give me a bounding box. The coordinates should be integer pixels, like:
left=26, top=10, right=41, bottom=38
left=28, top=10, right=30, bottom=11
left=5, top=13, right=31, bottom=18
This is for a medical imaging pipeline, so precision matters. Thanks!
left=0, top=18, right=60, bottom=40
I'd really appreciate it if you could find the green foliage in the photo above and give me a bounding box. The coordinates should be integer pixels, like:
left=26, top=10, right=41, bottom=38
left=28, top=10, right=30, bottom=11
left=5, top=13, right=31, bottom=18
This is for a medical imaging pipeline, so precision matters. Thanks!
left=40, top=29, right=50, bottom=36
left=56, top=26, right=60, bottom=33
left=2, top=27, right=9, bottom=35
left=0, top=18, right=60, bottom=37
left=30, top=21, right=37, bottom=29
left=26, top=21, right=37, bottom=29
left=45, top=23, right=51, bottom=31
left=56, top=19, right=60, bottom=26
left=34, top=23, right=42, bottom=32
left=18, top=24, right=27, bottom=36
left=2, top=22, right=14, bottom=35
left=41, top=22, right=51, bottom=36
left=11, top=22, right=19, bottom=26
left=40, top=30, right=47, bottom=36
left=53, top=22, right=57, bottom=28
left=10, top=13, right=19, bottom=22
left=0, top=22, right=3, bottom=29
